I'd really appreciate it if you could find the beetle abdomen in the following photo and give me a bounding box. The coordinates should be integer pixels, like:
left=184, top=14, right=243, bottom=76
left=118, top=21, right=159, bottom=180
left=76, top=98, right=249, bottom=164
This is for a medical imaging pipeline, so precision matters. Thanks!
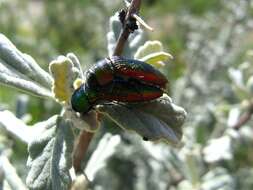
left=99, top=79, right=163, bottom=103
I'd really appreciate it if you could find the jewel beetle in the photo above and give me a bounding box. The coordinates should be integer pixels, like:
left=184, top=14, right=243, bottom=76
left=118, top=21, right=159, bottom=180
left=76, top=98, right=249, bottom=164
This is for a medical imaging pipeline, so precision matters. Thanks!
left=71, top=56, right=168, bottom=113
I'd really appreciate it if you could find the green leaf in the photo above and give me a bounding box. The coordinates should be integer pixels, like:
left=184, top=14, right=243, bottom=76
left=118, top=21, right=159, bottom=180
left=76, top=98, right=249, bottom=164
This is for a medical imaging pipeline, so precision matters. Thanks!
left=0, top=34, right=53, bottom=98
left=0, top=155, right=28, bottom=190
left=0, top=110, right=34, bottom=144
left=107, top=12, right=144, bottom=58
left=228, top=68, right=249, bottom=99
left=246, top=75, right=253, bottom=95
left=67, top=53, right=84, bottom=80
left=0, top=111, right=58, bottom=145
left=203, top=135, right=233, bottom=163
left=98, top=94, right=186, bottom=145
left=134, top=41, right=173, bottom=67
left=0, top=70, right=53, bottom=98
left=26, top=116, right=74, bottom=190
left=84, top=134, right=121, bottom=181
left=0, top=33, right=53, bottom=89
left=201, top=168, right=235, bottom=190
left=178, top=168, right=235, bottom=190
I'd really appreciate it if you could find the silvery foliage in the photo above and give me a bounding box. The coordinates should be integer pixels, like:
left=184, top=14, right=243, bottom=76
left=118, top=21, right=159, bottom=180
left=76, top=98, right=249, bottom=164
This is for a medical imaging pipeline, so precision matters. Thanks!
left=0, top=3, right=186, bottom=190
left=90, top=0, right=253, bottom=189
left=2, top=0, right=253, bottom=189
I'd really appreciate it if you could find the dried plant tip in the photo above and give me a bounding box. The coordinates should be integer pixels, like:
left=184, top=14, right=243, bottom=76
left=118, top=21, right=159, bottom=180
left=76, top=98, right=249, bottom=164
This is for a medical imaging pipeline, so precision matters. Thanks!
left=126, top=17, right=139, bottom=32
left=49, top=56, right=77, bottom=103
left=132, top=13, right=154, bottom=31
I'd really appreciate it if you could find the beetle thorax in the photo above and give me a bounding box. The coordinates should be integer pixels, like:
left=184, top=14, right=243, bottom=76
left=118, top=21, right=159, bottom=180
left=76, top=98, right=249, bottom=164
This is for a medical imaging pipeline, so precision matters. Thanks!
left=86, top=58, right=114, bottom=87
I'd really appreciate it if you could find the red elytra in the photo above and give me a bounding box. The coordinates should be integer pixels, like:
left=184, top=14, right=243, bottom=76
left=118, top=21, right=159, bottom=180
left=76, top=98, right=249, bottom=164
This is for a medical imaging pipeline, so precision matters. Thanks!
left=109, top=56, right=168, bottom=89
left=87, top=56, right=168, bottom=89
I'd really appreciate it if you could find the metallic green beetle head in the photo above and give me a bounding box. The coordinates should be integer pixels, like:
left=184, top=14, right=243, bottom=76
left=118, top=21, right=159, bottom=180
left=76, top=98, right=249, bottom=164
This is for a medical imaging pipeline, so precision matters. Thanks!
left=71, top=84, right=92, bottom=113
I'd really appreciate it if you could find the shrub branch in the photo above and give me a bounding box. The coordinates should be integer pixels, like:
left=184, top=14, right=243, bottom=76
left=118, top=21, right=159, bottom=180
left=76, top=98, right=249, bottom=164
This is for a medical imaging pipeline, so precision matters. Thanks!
left=73, top=0, right=142, bottom=174
left=113, top=0, right=141, bottom=56
left=232, top=102, right=253, bottom=130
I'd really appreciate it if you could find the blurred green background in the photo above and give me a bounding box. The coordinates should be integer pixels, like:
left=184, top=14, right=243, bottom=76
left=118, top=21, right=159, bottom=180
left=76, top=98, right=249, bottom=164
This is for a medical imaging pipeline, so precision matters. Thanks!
left=1, top=0, right=253, bottom=189
left=0, top=0, right=222, bottom=121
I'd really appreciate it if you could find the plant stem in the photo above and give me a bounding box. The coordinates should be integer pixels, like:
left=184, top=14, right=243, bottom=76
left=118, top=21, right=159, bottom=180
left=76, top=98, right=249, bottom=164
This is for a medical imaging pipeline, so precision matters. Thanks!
left=233, top=102, right=253, bottom=130
left=113, top=0, right=141, bottom=56
left=73, top=131, right=94, bottom=173
left=73, top=0, right=142, bottom=174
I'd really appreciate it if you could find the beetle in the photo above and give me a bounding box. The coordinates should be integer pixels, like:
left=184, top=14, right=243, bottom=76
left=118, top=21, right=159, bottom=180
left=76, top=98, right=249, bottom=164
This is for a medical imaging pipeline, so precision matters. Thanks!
left=71, top=56, right=168, bottom=113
